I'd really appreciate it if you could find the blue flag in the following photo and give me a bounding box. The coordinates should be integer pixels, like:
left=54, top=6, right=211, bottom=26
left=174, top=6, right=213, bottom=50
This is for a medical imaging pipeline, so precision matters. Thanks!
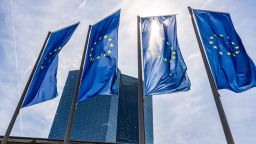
left=77, top=10, right=120, bottom=102
left=193, top=9, right=256, bottom=92
left=22, top=23, right=79, bottom=107
left=141, top=16, right=190, bottom=96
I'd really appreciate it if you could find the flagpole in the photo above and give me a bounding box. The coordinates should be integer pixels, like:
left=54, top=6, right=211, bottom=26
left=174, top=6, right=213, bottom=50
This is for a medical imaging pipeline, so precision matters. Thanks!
left=188, top=7, right=235, bottom=144
left=64, top=25, right=92, bottom=144
left=1, top=32, right=51, bottom=144
left=137, top=16, right=146, bottom=144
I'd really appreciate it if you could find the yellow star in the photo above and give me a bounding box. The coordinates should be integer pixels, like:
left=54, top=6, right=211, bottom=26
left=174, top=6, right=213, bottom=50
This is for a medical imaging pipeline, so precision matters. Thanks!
left=209, top=41, right=213, bottom=44
left=97, top=56, right=100, bottom=59
left=148, top=48, right=154, bottom=55
left=90, top=57, right=94, bottom=61
left=166, top=42, right=170, bottom=45
left=94, top=42, right=97, bottom=45
left=172, top=56, right=176, bottom=59
left=209, top=36, right=214, bottom=39
left=227, top=52, right=231, bottom=55
left=99, top=37, right=102, bottom=40
left=108, top=38, right=112, bottom=41
left=169, top=60, right=173, bottom=63
left=231, top=42, right=235, bottom=45
left=91, top=48, right=94, bottom=51
left=162, top=37, right=165, bottom=40
left=172, top=51, right=176, bottom=55
left=235, top=51, right=240, bottom=54
left=219, top=34, right=224, bottom=37
left=157, top=55, right=161, bottom=59
left=107, top=50, right=112, bottom=54
left=103, top=54, right=106, bottom=56
left=227, top=36, right=230, bottom=39
left=89, top=54, right=92, bottom=57
left=110, top=43, right=114, bottom=47
left=104, top=35, right=108, bottom=39
left=219, top=52, right=223, bottom=55
left=214, top=34, right=217, bottom=37
left=171, top=47, right=174, bottom=50
left=235, top=46, right=239, bottom=49
left=233, top=54, right=236, bottom=57
left=213, top=46, right=217, bottom=49
left=164, top=58, right=167, bottom=61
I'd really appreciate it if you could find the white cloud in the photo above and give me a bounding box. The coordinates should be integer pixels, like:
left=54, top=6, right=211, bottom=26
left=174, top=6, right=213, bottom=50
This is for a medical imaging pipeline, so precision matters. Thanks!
left=78, top=0, right=88, bottom=9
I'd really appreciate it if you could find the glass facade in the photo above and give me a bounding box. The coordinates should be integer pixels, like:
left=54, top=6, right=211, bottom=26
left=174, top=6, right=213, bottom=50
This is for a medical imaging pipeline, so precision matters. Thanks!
left=48, top=70, right=78, bottom=140
left=116, top=75, right=153, bottom=144
left=48, top=70, right=153, bottom=143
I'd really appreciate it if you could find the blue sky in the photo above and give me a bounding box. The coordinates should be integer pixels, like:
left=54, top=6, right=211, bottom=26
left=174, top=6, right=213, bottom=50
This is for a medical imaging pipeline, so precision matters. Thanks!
left=1, top=0, right=256, bottom=143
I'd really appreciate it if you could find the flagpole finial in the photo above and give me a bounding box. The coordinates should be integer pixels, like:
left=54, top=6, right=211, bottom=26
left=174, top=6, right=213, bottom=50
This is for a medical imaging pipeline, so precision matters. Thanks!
left=188, top=7, right=193, bottom=14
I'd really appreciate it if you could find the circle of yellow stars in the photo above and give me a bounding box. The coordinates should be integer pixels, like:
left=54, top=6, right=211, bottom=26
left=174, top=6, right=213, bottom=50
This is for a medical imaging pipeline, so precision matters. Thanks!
left=40, top=47, right=62, bottom=70
left=148, top=37, right=176, bottom=63
left=208, top=34, right=240, bottom=57
left=89, top=34, right=114, bottom=62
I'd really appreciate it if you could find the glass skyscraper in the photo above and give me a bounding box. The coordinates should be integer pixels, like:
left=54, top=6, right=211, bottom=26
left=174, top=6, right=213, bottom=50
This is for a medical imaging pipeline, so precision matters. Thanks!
left=48, top=70, right=153, bottom=143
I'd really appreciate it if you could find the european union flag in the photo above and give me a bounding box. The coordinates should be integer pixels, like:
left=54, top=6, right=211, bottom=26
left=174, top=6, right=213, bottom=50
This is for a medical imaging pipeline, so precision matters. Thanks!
left=22, top=23, right=79, bottom=107
left=77, top=10, right=120, bottom=102
left=141, top=16, right=190, bottom=96
left=193, top=9, right=256, bottom=92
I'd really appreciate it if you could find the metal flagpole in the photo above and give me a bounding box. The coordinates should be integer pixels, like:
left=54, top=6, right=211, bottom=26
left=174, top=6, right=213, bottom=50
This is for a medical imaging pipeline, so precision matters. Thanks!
left=137, top=16, right=146, bottom=144
left=64, top=25, right=92, bottom=144
left=1, top=32, right=51, bottom=144
left=188, top=7, right=235, bottom=144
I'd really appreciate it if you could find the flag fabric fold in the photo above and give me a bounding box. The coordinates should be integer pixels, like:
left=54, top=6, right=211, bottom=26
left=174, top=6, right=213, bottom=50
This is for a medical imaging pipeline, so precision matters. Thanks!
left=141, top=15, right=190, bottom=96
left=22, top=22, right=79, bottom=107
left=78, top=10, right=120, bottom=102
left=193, top=9, right=256, bottom=92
